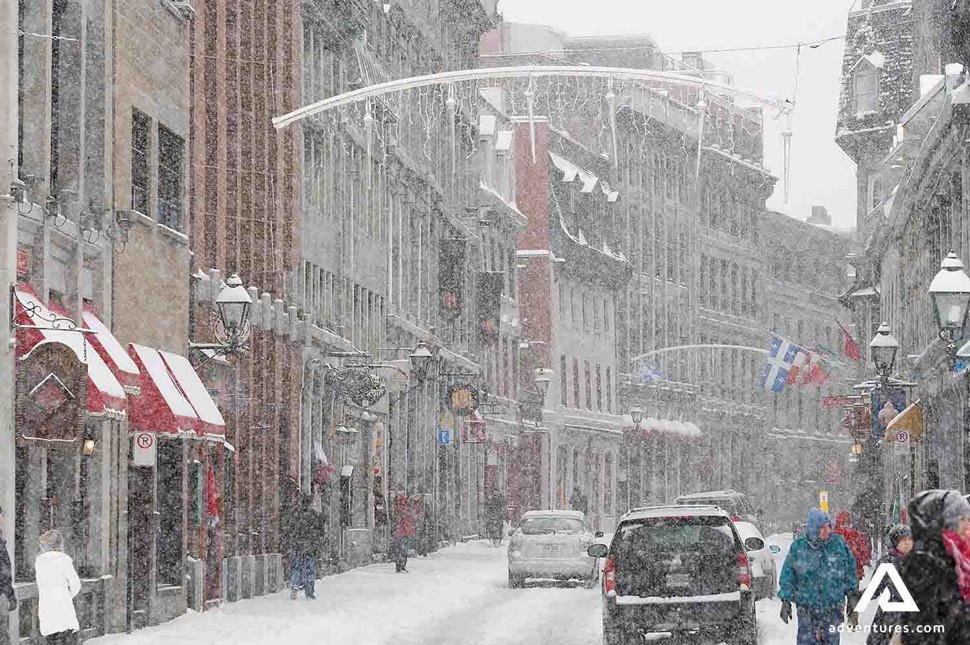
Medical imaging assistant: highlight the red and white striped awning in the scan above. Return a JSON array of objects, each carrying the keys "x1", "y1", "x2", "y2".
[
  {"x1": 14, "y1": 284, "x2": 127, "y2": 419},
  {"x1": 159, "y1": 350, "x2": 225, "y2": 438},
  {"x1": 126, "y1": 344, "x2": 226, "y2": 439},
  {"x1": 82, "y1": 303, "x2": 140, "y2": 395},
  {"x1": 127, "y1": 343, "x2": 199, "y2": 436}
]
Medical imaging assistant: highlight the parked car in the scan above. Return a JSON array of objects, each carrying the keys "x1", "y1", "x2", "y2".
[
  {"x1": 587, "y1": 504, "x2": 757, "y2": 645},
  {"x1": 733, "y1": 520, "x2": 776, "y2": 600},
  {"x1": 507, "y1": 510, "x2": 602, "y2": 588},
  {"x1": 675, "y1": 490, "x2": 761, "y2": 526}
]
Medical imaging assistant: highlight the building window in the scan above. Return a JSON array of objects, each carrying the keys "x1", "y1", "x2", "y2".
[
  {"x1": 595, "y1": 364, "x2": 603, "y2": 411},
  {"x1": 584, "y1": 361, "x2": 592, "y2": 410},
  {"x1": 605, "y1": 367, "x2": 612, "y2": 413},
  {"x1": 573, "y1": 358, "x2": 580, "y2": 408},
  {"x1": 853, "y1": 62, "x2": 878, "y2": 113},
  {"x1": 158, "y1": 125, "x2": 183, "y2": 230},
  {"x1": 560, "y1": 355, "x2": 568, "y2": 405},
  {"x1": 594, "y1": 296, "x2": 602, "y2": 331},
  {"x1": 131, "y1": 110, "x2": 151, "y2": 214}
]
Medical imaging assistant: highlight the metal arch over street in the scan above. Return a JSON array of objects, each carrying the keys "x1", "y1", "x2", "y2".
[
  {"x1": 630, "y1": 344, "x2": 770, "y2": 366},
  {"x1": 271, "y1": 64, "x2": 794, "y2": 129}
]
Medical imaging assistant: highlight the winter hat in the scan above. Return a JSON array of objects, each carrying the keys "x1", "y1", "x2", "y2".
[
  {"x1": 888, "y1": 524, "x2": 912, "y2": 548},
  {"x1": 38, "y1": 529, "x2": 63, "y2": 553},
  {"x1": 806, "y1": 508, "x2": 832, "y2": 545},
  {"x1": 942, "y1": 490, "x2": 970, "y2": 530}
]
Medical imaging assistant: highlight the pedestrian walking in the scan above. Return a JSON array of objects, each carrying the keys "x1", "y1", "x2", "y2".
[
  {"x1": 34, "y1": 530, "x2": 81, "y2": 645},
  {"x1": 835, "y1": 510, "x2": 872, "y2": 582},
  {"x1": 866, "y1": 524, "x2": 913, "y2": 645},
  {"x1": 897, "y1": 489, "x2": 970, "y2": 644},
  {"x1": 0, "y1": 506, "x2": 17, "y2": 645},
  {"x1": 569, "y1": 487, "x2": 588, "y2": 515},
  {"x1": 391, "y1": 494, "x2": 416, "y2": 573},
  {"x1": 485, "y1": 491, "x2": 506, "y2": 547},
  {"x1": 779, "y1": 508, "x2": 860, "y2": 645},
  {"x1": 285, "y1": 494, "x2": 322, "y2": 599}
]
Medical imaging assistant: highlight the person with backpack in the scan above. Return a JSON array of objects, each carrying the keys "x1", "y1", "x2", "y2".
[{"x1": 779, "y1": 508, "x2": 860, "y2": 645}]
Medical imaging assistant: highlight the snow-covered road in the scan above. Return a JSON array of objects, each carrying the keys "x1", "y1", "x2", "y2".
[{"x1": 91, "y1": 540, "x2": 872, "y2": 645}]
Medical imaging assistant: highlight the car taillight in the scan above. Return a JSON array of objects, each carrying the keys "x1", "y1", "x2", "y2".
[
  {"x1": 738, "y1": 551, "x2": 752, "y2": 589},
  {"x1": 731, "y1": 515, "x2": 742, "y2": 522},
  {"x1": 604, "y1": 556, "x2": 617, "y2": 596}
]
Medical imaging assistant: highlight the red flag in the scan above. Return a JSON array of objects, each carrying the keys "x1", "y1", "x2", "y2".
[
  {"x1": 801, "y1": 351, "x2": 829, "y2": 385},
  {"x1": 836, "y1": 320, "x2": 863, "y2": 361}
]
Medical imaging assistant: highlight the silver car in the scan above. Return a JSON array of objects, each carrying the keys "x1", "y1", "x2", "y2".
[{"x1": 507, "y1": 510, "x2": 602, "y2": 588}]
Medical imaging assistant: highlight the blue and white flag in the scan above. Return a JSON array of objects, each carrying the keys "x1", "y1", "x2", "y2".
[
  {"x1": 636, "y1": 363, "x2": 664, "y2": 383},
  {"x1": 760, "y1": 335, "x2": 803, "y2": 393}
]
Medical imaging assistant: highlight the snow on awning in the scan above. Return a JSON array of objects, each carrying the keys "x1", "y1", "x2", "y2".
[
  {"x1": 578, "y1": 169, "x2": 599, "y2": 193},
  {"x1": 160, "y1": 350, "x2": 226, "y2": 437},
  {"x1": 83, "y1": 304, "x2": 140, "y2": 395},
  {"x1": 128, "y1": 343, "x2": 199, "y2": 436},
  {"x1": 549, "y1": 151, "x2": 580, "y2": 182},
  {"x1": 15, "y1": 284, "x2": 127, "y2": 419}
]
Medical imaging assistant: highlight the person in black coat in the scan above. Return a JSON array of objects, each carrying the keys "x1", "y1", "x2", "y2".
[
  {"x1": 898, "y1": 490, "x2": 970, "y2": 644},
  {"x1": 1, "y1": 505, "x2": 17, "y2": 645},
  {"x1": 866, "y1": 524, "x2": 913, "y2": 645},
  {"x1": 569, "y1": 487, "x2": 589, "y2": 515},
  {"x1": 285, "y1": 494, "x2": 323, "y2": 600}
]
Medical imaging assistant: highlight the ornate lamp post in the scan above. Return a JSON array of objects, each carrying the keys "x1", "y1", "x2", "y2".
[
  {"x1": 928, "y1": 251, "x2": 970, "y2": 357},
  {"x1": 533, "y1": 368, "x2": 553, "y2": 402},
  {"x1": 629, "y1": 406, "x2": 644, "y2": 432},
  {"x1": 191, "y1": 273, "x2": 253, "y2": 360},
  {"x1": 869, "y1": 322, "x2": 899, "y2": 386}
]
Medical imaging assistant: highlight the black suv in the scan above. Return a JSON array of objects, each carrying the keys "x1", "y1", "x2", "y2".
[{"x1": 587, "y1": 505, "x2": 758, "y2": 645}]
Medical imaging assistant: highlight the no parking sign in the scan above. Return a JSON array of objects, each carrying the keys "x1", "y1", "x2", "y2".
[
  {"x1": 133, "y1": 432, "x2": 156, "y2": 467},
  {"x1": 894, "y1": 429, "x2": 911, "y2": 455}
]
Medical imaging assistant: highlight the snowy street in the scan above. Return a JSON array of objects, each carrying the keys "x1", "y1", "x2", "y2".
[{"x1": 89, "y1": 540, "x2": 872, "y2": 645}]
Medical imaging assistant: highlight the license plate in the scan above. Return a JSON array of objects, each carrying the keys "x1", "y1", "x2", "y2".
[
  {"x1": 542, "y1": 544, "x2": 560, "y2": 553},
  {"x1": 666, "y1": 573, "x2": 690, "y2": 587}
]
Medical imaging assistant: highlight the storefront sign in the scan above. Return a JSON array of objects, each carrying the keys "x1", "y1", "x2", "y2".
[
  {"x1": 16, "y1": 248, "x2": 29, "y2": 277},
  {"x1": 133, "y1": 432, "x2": 156, "y2": 467},
  {"x1": 16, "y1": 342, "x2": 87, "y2": 446},
  {"x1": 446, "y1": 383, "x2": 481, "y2": 417},
  {"x1": 822, "y1": 395, "x2": 864, "y2": 408}
]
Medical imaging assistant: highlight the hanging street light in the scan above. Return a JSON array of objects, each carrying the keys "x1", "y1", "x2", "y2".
[
  {"x1": 870, "y1": 322, "x2": 900, "y2": 385},
  {"x1": 928, "y1": 251, "x2": 970, "y2": 353},
  {"x1": 533, "y1": 368, "x2": 553, "y2": 400},
  {"x1": 629, "y1": 405, "x2": 644, "y2": 432},
  {"x1": 409, "y1": 341, "x2": 435, "y2": 383},
  {"x1": 190, "y1": 272, "x2": 254, "y2": 360}
]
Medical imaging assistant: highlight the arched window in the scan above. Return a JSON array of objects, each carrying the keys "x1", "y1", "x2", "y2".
[{"x1": 853, "y1": 61, "x2": 879, "y2": 113}]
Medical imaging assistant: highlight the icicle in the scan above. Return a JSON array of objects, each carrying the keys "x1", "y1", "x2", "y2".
[
  {"x1": 695, "y1": 88, "x2": 706, "y2": 181},
  {"x1": 606, "y1": 78, "x2": 618, "y2": 164},
  {"x1": 782, "y1": 111, "x2": 793, "y2": 204},
  {"x1": 446, "y1": 83, "x2": 457, "y2": 177},
  {"x1": 525, "y1": 76, "x2": 537, "y2": 164},
  {"x1": 363, "y1": 100, "x2": 374, "y2": 194}
]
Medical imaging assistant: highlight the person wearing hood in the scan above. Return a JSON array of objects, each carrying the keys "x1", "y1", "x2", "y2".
[
  {"x1": 897, "y1": 490, "x2": 970, "y2": 644},
  {"x1": 835, "y1": 510, "x2": 872, "y2": 582},
  {"x1": 866, "y1": 524, "x2": 913, "y2": 645},
  {"x1": 34, "y1": 530, "x2": 81, "y2": 645},
  {"x1": 0, "y1": 506, "x2": 16, "y2": 645},
  {"x1": 779, "y1": 508, "x2": 860, "y2": 645}
]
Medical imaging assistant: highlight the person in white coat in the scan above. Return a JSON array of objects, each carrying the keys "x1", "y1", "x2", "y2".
[{"x1": 34, "y1": 530, "x2": 80, "y2": 645}]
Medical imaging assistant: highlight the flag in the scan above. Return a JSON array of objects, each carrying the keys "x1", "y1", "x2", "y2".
[
  {"x1": 836, "y1": 320, "x2": 864, "y2": 361},
  {"x1": 786, "y1": 348, "x2": 809, "y2": 385},
  {"x1": 760, "y1": 334, "x2": 804, "y2": 393},
  {"x1": 313, "y1": 440, "x2": 336, "y2": 485},
  {"x1": 636, "y1": 363, "x2": 664, "y2": 383},
  {"x1": 800, "y1": 349, "x2": 830, "y2": 385}
]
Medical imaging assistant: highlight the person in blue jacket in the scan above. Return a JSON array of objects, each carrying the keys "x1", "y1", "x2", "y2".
[{"x1": 779, "y1": 508, "x2": 860, "y2": 644}]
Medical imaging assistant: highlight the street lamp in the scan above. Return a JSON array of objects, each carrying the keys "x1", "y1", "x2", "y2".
[
  {"x1": 216, "y1": 274, "x2": 252, "y2": 342},
  {"x1": 928, "y1": 251, "x2": 970, "y2": 349},
  {"x1": 870, "y1": 322, "x2": 899, "y2": 382},
  {"x1": 409, "y1": 341, "x2": 434, "y2": 382},
  {"x1": 630, "y1": 406, "x2": 644, "y2": 431},
  {"x1": 533, "y1": 368, "x2": 553, "y2": 400},
  {"x1": 850, "y1": 442, "x2": 863, "y2": 463}
]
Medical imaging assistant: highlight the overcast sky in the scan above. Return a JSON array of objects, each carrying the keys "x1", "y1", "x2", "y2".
[{"x1": 497, "y1": 0, "x2": 859, "y2": 230}]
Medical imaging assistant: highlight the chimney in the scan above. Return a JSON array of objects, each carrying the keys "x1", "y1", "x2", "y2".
[{"x1": 807, "y1": 205, "x2": 831, "y2": 226}]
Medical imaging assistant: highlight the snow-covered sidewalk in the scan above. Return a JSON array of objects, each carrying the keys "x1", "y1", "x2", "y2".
[{"x1": 89, "y1": 539, "x2": 874, "y2": 645}]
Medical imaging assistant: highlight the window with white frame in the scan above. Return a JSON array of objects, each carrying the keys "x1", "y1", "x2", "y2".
[{"x1": 853, "y1": 62, "x2": 878, "y2": 113}]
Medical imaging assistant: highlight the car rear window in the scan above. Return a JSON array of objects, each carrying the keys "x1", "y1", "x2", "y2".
[
  {"x1": 682, "y1": 498, "x2": 739, "y2": 515},
  {"x1": 611, "y1": 516, "x2": 742, "y2": 596},
  {"x1": 520, "y1": 517, "x2": 584, "y2": 535}
]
